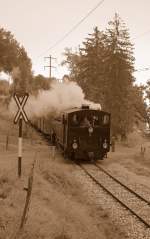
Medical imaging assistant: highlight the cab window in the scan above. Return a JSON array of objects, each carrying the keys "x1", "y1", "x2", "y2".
[
  {"x1": 102, "y1": 114, "x2": 109, "y2": 125},
  {"x1": 71, "y1": 113, "x2": 79, "y2": 126},
  {"x1": 92, "y1": 115, "x2": 99, "y2": 126},
  {"x1": 80, "y1": 116, "x2": 91, "y2": 127}
]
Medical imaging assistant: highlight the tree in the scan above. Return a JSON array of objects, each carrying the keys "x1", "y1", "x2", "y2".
[
  {"x1": 0, "y1": 80, "x2": 9, "y2": 95},
  {"x1": 0, "y1": 28, "x2": 19, "y2": 72},
  {"x1": 132, "y1": 85, "x2": 147, "y2": 121},
  {"x1": 30, "y1": 74, "x2": 51, "y2": 94},
  {"x1": 63, "y1": 27, "x2": 107, "y2": 104},
  {"x1": 145, "y1": 80, "x2": 150, "y2": 127},
  {"x1": 62, "y1": 48, "x2": 81, "y2": 81},
  {"x1": 145, "y1": 80, "x2": 150, "y2": 101},
  {"x1": 78, "y1": 27, "x2": 107, "y2": 103},
  {"x1": 63, "y1": 14, "x2": 141, "y2": 139},
  {"x1": 0, "y1": 27, "x2": 32, "y2": 93},
  {"x1": 103, "y1": 13, "x2": 135, "y2": 138}
]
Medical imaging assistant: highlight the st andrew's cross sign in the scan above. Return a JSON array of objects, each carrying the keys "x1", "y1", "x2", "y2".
[
  {"x1": 13, "y1": 93, "x2": 29, "y2": 124},
  {"x1": 13, "y1": 93, "x2": 29, "y2": 177}
]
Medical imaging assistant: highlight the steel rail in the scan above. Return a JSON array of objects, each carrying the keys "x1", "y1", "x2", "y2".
[
  {"x1": 95, "y1": 163, "x2": 150, "y2": 206},
  {"x1": 78, "y1": 163, "x2": 150, "y2": 229}
]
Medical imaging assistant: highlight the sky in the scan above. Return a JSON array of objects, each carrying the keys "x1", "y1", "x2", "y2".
[{"x1": 0, "y1": 0, "x2": 150, "y2": 85}]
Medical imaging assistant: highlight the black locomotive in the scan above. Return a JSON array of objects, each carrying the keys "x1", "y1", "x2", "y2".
[{"x1": 34, "y1": 105, "x2": 111, "y2": 161}]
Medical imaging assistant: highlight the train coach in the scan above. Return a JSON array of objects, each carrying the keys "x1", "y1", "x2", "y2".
[{"x1": 34, "y1": 105, "x2": 111, "y2": 161}]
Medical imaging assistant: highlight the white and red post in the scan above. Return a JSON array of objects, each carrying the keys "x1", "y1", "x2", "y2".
[{"x1": 18, "y1": 117, "x2": 23, "y2": 177}]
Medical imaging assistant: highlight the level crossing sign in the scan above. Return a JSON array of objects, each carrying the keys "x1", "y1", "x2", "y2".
[
  {"x1": 13, "y1": 92, "x2": 29, "y2": 177},
  {"x1": 13, "y1": 93, "x2": 29, "y2": 124}
]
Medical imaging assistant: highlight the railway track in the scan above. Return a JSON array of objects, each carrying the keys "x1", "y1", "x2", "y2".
[{"x1": 78, "y1": 162, "x2": 150, "y2": 229}]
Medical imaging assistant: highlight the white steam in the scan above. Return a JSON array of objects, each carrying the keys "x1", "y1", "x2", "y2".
[{"x1": 9, "y1": 81, "x2": 101, "y2": 119}]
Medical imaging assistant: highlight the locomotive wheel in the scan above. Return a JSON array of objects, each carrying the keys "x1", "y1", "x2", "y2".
[
  {"x1": 71, "y1": 152, "x2": 75, "y2": 161},
  {"x1": 63, "y1": 150, "x2": 68, "y2": 160},
  {"x1": 98, "y1": 154, "x2": 105, "y2": 160},
  {"x1": 63, "y1": 153, "x2": 67, "y2": 159}
]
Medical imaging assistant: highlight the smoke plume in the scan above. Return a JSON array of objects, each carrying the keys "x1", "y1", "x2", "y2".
[{"x1": 9, "y1": 81, "x2": 101, "y2": 119}]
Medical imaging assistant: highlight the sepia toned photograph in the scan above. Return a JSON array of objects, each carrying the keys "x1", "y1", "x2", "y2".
[{"x1": 0, "y1": 0, "x2": 150, "y2": 238}]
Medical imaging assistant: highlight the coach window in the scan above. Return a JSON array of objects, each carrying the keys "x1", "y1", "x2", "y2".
[{"x1": 103, "y1": 114, "x2": 109, "y2": 125}]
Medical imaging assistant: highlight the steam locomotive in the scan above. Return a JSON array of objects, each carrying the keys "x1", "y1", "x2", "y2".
[{"x1": 34, "y1": 105, "x2": 111, "y2": 160}]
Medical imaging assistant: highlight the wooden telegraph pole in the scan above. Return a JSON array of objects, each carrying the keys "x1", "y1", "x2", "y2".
[{"x1": 44, "y1": 55, "x2": 56, "y2": 78}]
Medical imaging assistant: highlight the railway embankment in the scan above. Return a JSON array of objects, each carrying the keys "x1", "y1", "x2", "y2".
[
  {"x1": 0, "y1": 107, "x2": 150, "y2": 239},
  {"x1": 0, "y1": 109, "x2": 124, "y2": 239}
]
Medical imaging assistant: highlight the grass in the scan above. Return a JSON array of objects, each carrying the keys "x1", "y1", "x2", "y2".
[{"x1": 0, "y1": 106, "x2": 147, "y2": 239}]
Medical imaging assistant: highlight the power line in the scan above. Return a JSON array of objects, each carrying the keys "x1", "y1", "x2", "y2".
[
  {"x1": 36, "y1": 0, "x2": 105, "y2": 58},
  {"x1": 33, "y1": 0, "x2": 150, "y2": 77},
  {"x1": 133, "y1": 30, "x2": 150, "y2": 73},
  {"x1": 133, "y1": 29, "x2": 150, "y2": 41},
  {"x1": 44, "y1": 55, "x2": 56, "y2": 78},
  {"x1": 135, "y1": 67, "x2": 150, "y2": 72}
]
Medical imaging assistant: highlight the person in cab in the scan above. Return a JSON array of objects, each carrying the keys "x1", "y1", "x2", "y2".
[
  {"x1": 72, "y1": 114, "x2": 79, "y2": 126},
  {"x1": 81, "y1": 116, "x2": 91, "y2": 127}
]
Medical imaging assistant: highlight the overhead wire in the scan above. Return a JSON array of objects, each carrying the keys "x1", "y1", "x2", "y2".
[
  {"x1": 32, "y1": 0, "x2": 150, "y2": 76},
  {"x1": 132, "y1": 29, "x2": 150, "y2": 41},
  {"x1": 133, "y1": 29, "x2": 150, "y2": 72},
  {"x1": 135, "y1": 67, "x2": 150, "y2": 72},
  {"x1": 35, "y1": 0, "x2": 105, "y2": 59}
]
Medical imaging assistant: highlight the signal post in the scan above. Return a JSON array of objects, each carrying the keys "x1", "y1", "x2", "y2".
[{"x1": 13, "y1": 93, "x2": 29, "y2": 177}]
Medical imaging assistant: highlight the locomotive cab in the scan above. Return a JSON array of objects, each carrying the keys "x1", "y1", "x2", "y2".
[{"x1": 64, "y1": 107, "x2": 110, "y2": 160}]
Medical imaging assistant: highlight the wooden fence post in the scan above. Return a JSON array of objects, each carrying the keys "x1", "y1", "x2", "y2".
[
  {"x1": 20, "y1": 157, "x2": 36, "y2": 229},
  {"x1": 12, "y1": 154, "x2": 37, "y2": 239},
  {"x1": 111, "y1": 136, "x2": 115, "y2": 152},
  {"x1": 140, "y1": 145, "x2": 146, "y2": 157},
  {"x1": 6, "y1": 135, "x2": 9, "y2": 151}
]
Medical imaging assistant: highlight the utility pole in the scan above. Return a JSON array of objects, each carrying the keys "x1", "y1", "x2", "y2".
[{"x1": 44, "y1": 55, "x2": 56, "y2": 78}]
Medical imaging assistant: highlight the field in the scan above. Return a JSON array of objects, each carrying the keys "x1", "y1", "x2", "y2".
[{"x1": 0, "y1": 106, "x2": 150, "y2": 239}]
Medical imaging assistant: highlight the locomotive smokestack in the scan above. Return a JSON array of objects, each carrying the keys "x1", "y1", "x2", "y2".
[{"x1": 81, "y1": 104, "x2": 90, "y2": 109}]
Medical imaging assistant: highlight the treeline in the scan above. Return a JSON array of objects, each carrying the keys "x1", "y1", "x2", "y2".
[
  {"x1": 0, "y1": 27, "x2": 51, "y2": 95},
  {"x1": 0, "y1": 14, "x2": 149, "y2": 138},
  {"x1": 62, "y1": 13, "x2": 148, "y2": 139},
  {"x1": 0, "y1": 27, "x2": 32, "y2": 92}
]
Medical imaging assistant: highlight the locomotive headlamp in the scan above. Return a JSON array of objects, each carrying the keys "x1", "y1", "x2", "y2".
[
  {"x1": 72, "y1": 142, "x2": 78, "y2": 149},
  {"x1": 88, "y1": 126, "x2": 93, "y2": 134},
  {"x1": 72, "y1": 139, "x2": 78, "y2": 150},
  {"x1": 103, "y1": 139, "x2": 108, "y2": 149}
]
